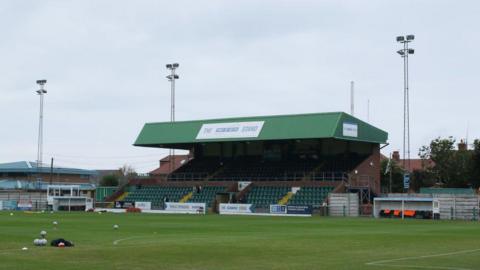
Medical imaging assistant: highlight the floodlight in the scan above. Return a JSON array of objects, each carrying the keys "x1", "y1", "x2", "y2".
[
  {"x1": 172, "y1": 63, "x2": 179, "y2": 68},
  {"x1": 173, "y1": 75, "x2": 179, "y2": 79},
  {"x1": 36, "y1": 79, "x2": 47, "y2": 85},
  {"x1": 397, "y1": 50, "x2": 405, "y2": 55},
  {"x1": 166, "y1": 64, "x2": 172, "y2": 69},
  {"x1": 396, "y1": 36, "x2": 405, "y2": 42},
  {"x1": 36, "y1": 89, "x2": 47, "y2": 94},
  {"x1": 408, "y1": 48, "x2": 414, "y2": 54},
  {"x1": 406, "y1": 35, "x2": 415, "y2": 41}
]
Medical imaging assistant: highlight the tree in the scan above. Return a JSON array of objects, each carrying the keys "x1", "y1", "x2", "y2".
[
  {"x1": 118, "y1": 164, "x2": 137, "y2": 186},
  {"x1": 472, "y1": 139, "x2": 480, "y2": 187},
  {"x1": 419, "y1": 137, "x2": 473, "y2": 188},
  {"x1": 120, "y1": 164, "x2": 136, "y2": 177},
  {"x1": 410, "y1": 169, "x2": 435, "y2": 191},
  {"x1": 100, "y1": 174, "x2": 119, "y2": 187},
  {"x1": 380, "y1": 158, "x2": 404, "y2": 193}
]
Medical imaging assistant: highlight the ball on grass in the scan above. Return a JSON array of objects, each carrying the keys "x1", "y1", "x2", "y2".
[
  {"x1": 22, "y1": 247, "x2": 28, "y2": 251},
  {"x1": 113, "y1": 224, "x2": 119, "y2": 230},
  {"x1": 40, "y1": 230, "x2": 47, "y2": 237},
  {"x1": 10, "y1": 213, "x2": 13, "y2": 216},
  {"x1": 53, "y1": 221, "x2": 58, "y2": 225}
]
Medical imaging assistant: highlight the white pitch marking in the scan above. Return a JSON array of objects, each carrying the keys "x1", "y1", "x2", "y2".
[
  {"x1": 366, "y1": 248, "x2": 480, "y2": 270},
  {"x1": 113, "y1": 236, "x2": 150, "y2": 245}
]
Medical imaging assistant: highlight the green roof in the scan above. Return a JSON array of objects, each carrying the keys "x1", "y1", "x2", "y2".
[
  {"x1": 0, "y1": 161, "x2": 98, "y2": 176},
  {"x1": 420, "y1": 188, "x2": 475, "y2": 195},
  {"x1": 134, "y1": 112, "x2": 388, "y2": 149}
]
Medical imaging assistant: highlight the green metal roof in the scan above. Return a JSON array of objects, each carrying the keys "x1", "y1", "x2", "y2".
[
  {"x1": 420, "y1": 188, "x2": 475, "y2": 195},
  {"x1": 0, "y1": 180, "x2": 96, "y2": 190},
  {"x1": 134, "y1": 112, "x2": 388, "y2": 149},
  {"x1": 0, "y1": 161, "x2": 98, "y2": 176}
]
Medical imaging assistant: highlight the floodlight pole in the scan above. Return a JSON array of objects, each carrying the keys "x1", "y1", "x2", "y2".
[
  {"x1": 396, "y1": 36, "x2": 414, "y2": 173},
  {"x1": 166, "y1": 63, "x2": 179, "y2": 173},
  {"x1": 36, "y1": 80, "x2": 47, "y2": 179}
]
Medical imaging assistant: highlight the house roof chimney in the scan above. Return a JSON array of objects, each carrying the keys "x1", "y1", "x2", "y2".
[
  {"x1": 458, "y1": 140, "x2": 467, "y2": 151},
  {"x1": 392, "y1": 151, "x2": 400, "y2": 162}
]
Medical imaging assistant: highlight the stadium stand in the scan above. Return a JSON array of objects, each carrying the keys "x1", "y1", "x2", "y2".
[
  {"x1": 211, "y1": 158, "x2": 318, "y2": 181},
  {"x1": 188, "y1": 186, "x2": 226, "y2": 206},
  {"x1": 124, "y1": 186, "x2": 192, "y2": 209},
  {"x1": 287, "y1": 186, "x2": 334, "y2": 206},
  {"x1": 128, "y1": 112, "x2": 388, "y2": 213},
  {"x1": 167, "y1": 157, "x2": 354, "y2": 182},
  {"x1": 246, "y1": 186, "x2": 290, "y2": 209},
  {"x1": 168, "y1": 158, "x2": 222, "y2": 181}
]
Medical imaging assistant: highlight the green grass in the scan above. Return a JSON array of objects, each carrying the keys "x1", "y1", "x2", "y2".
[{"x1": 0, "y1": 211, "x2": 479, "y2": 270}]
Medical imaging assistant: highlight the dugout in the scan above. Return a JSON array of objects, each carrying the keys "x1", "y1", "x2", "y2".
[
  {"x1": 134, "y1": 112, "x2": 388, "y2": 197},
  {"x1": 373, "y1": 197, "x2": 436, "y2": 219}
]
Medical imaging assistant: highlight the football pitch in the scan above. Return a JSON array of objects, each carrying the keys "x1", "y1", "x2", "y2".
[{"x1": 0, "y1": 212, "x2": 479, "y2": 270}]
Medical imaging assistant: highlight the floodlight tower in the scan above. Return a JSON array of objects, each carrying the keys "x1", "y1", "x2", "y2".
[
  {"x1": 166, "y1": 63, "x2": 179, "y2": 172},
  {"x1": 36, "y1": 79, "x2": 47, "y2": 176},
  {"x1": 396, "y1": 35, "x2": 415, "y2": 172}
]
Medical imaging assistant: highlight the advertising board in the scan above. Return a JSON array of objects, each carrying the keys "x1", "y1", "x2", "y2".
[
  {"x1": 219, "y1": 203, "x2": 254, "y2": 214},
  {"x1": 135, "y1": 201, "x2": 152, "y2": 210},
  {"x1": 17, "y1": 201, "x2": 33, "y2": 211},
  {"x1": 164, "y1": 202, "x2": 206, "y2": 214},
  {"x1": 286, "y1": 205, "x2": 313, "y2": 215},
  {"x1": 114, "y1": 201, "x2": 135, "y2": 209},
  {"x1": 1, "y1": 200, "x2": 17, "y2": 210},
  {"x1": 270, "y1": 204, "x2": 287, "y2": 214}
]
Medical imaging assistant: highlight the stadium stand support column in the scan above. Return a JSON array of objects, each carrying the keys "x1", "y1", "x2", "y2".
[
  {"x1": 180, "y1": 192, "x2": 193, "y2": 203},
  {"x1": 278, "y1": 192, "x2": 294, "y2": 205}
]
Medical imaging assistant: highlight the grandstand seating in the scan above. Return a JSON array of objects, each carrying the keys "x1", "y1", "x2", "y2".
[
  {"x1": 287, "y1": 186, "x2": 334, "y2": 206},
  {"x1": 188, "y1": 186, "x2": 226, "y2": 206},
  {"x1": 124, "y1": 186, "x2": 192, "y2": 209},
  {"x1": 168, "y1": 158, "x2": 222, "y2": 181},
  {"x1": 211, "y1": 158, "x2": 321, "y2": 181},
  {"x1": 246, "y1": 186, "x2": 290, "y2": 209},
  {"x1": 166, "y1": 155, "x2": 360, "y2": 182}
]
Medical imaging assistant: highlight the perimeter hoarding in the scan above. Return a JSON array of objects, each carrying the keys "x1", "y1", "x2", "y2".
[
  {"x1": 219, "y1": 203, "x2": 255, "y2": 214},
  {"x1": 164, "y1": 202, "x2": 206, "y2": 214}
]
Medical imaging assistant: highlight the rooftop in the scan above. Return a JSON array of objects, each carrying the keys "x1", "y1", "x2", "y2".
[
  {"x1": 0, "y1": 161, "x2": 98, "y2": 176},
  {"x1": 134, "y1": 112, "x2": 388, "y2": 149}
]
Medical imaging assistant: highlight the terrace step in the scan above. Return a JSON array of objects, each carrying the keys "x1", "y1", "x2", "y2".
[
  {"x1": 180, "y1": 192, "x2": 193, "y2": 203},
  {"x1": 278, "y1": 192, "x2": 294, "y2": 205}
]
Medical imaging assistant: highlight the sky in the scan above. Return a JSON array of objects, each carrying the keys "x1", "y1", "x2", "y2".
[{"x1": 1, "y1": 0, "x2": 479, "y2": 173}]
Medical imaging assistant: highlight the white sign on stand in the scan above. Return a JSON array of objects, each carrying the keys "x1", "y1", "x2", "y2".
[
  {"x1": 135, "y1": 201, "x2": 152, "y2": 210},
  {"x1": 164, "y1": 202, "x2": 206, "y2": 214},
  {"x1": 196, "y1": 121, "x2": 264, "y2": 140},
  {"x1": 219, "y1": 203, "x2": 254, "y2": 214},
  {"x1": 342, "y1": 122, "x2": 358, "y2": 137}
]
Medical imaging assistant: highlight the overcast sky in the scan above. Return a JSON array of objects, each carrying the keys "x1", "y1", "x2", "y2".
[{"x1": 1, "y1": 0, "x2": 479, "y2": 173}]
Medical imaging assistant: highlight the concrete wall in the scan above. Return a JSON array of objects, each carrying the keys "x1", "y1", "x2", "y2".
[{"x1": 328, "y1": 193, "x2": 359, "y2": 217}]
